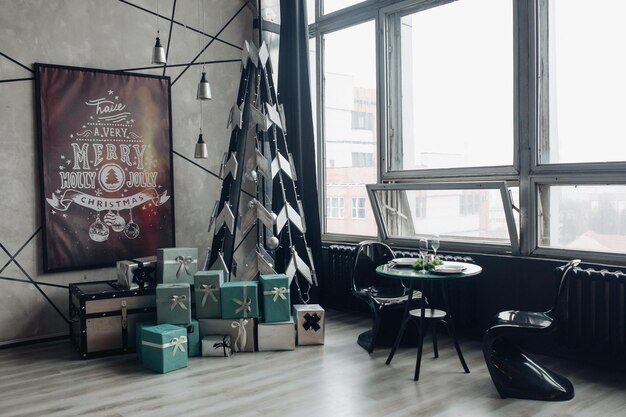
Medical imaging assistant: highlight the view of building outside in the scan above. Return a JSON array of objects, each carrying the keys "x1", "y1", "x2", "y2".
[{"x1": 322, "y1": 21, "x2": 378, "y2": 237}]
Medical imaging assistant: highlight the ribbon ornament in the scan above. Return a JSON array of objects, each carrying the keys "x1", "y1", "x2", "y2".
[
  {"x1": 212, "y1": 335, "x2": 232, "y2": 357},
  {"x1": 171, "y1": 336, "x2": 187, "y2": 356},
  {"x1": 175, "y1": 256, "x2": 194, "y2": 279},
  {"x1": 170, "y1": 295, "x2": 188, "y2": 311},
  {"x1": 303, "y1": 313, "x2": 321, "y2": 332},
  {"x1": 233, "y1": 284, "x2": 252, "y2": 318},
  {"x1": 141, "y1": 335, "x2": 187, "y2": 356},
  {"x1": 263, "y1": 286, "x2": 289, "y2": 302},
  {"x1": 231, "y1": 319, "x2": 249, "y2": 352},
  {"x1": 199, "y1": 284, "x2": 218, "y2": 307}
]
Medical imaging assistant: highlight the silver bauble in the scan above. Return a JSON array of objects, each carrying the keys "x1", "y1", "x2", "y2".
[
  {"x1": 267, "y1": 236, "x2": 279, "y2": 250},
  {"x1": 89, "y1": 218, "x2": 109, "y2": 242},
  {"x1": 111, "y1": 215, "x2": 126, "y2": 232},
  {"x1": 124, "y1": 221, "x2": 140, "y2": 239}
]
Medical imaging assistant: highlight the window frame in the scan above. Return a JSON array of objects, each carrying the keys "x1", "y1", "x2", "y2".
[{"x1": 309, "y1": 0, "x2": 626, "y2": 265}]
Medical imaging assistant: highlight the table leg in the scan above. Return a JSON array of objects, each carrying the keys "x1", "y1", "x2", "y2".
[
  {"x1": 385, "y1": 280, "x2": 414, "y2": 365},
  {"x1": 443, "y1": 281, "x2": 469, "y2": 374},
  {"x1": 414, "y1": 280, "x2": 426, "y2": 381}
]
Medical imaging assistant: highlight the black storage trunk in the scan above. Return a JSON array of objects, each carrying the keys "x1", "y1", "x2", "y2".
[{"x1": 69, "y1": 280, "x2": 156, "y2": 359}]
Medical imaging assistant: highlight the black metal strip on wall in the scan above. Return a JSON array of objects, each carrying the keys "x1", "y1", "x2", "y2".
[
  {"x1": 0, "y1": 51, "x2": 34, "y2": 73},
  {"x1": 163, "y1": 0, "x2": 177, "y2": 76}
]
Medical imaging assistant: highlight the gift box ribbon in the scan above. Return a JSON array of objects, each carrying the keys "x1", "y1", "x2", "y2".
[
  {"x1": 231, "y1": 319, "x2": 249, "y2": 352},
  {"x1": 162, "y1": 256, "x2": 197, "y2": 279},
  {"x1": 142, "y1": 335, "x2": 188, "y2": 356},
  {"x1": 212, "y1": 335, "x2": 231, "y2": 357},
  {"x1": 233, "y1": 285, "x2": 252, "y2": 318},
  {"x1": 263, "y1": 286, "x2": 289, "y2": 302},
  {"x1": 170, "y1": 295, "x2": 188, "y2": 311},
  {"x1": 303, "y1": 313, "x2": 321, "y2": 332},
  {"x1": 197, "y1": 284, "x2": 218, "y2": 307}
]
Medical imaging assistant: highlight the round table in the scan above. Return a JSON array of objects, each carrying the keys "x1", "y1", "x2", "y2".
[{"x1": 376, "y1": 261, "x2": 482, "y2": 381}]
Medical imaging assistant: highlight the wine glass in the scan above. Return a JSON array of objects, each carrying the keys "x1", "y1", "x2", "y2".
[
  {"x1": 418, "y1": 238, "x2": 429, "y2": 273},
  {"x1": 431, "y1": 234, "x2": 440, "y2": 260}
]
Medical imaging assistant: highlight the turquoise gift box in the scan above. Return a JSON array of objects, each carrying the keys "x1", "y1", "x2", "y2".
[
  {"x1": 194, "y1": 270, "x2": 224, "y2": 318},
  {"x1": 178, "y1": 319, "x2": 200, "y2": 357},
  {"x1": 141, "y1": 324, "x2": 188, "y2": 373},
  {"x1": 156, "y1": 247, "x2": 198, "y2": 285},
  {"x1": 259, "y1": 274, "x2": 291, "y2": 323},
  {"x1": 156, "y1": 283, "x2": 192, "y2": 325},
  {"x1": 220, "y1": 281, "x2": 259, "y2": 320},
  {"x1": 135, "y1": 321, "x2": 156, "y2": 361}
]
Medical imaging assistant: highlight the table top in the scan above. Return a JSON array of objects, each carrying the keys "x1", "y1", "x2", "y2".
[{"x1": 376, "y1": 261, "x2": 482, "y2": 281}]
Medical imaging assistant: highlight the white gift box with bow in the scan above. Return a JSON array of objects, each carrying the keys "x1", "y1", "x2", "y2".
[{"x1": 156, "y1": 247, "x2": 198, "y2": 285}]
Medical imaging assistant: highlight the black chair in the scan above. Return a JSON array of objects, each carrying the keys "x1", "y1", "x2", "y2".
[
  {"x1": 482, "y1": 259, "x2": 580, "y2": 401},
  {"x1": 351, "y1": 240, "x2": 424, "y2": 353}
]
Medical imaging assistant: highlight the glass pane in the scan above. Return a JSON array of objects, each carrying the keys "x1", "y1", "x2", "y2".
[
  {"x1": 538, "y1": 185, "x2": 626, "y2": 253},
  {"x1": 372, "y1": 187, "x2": 514, "y2": 244},
  {"x1": 306, "y1": 0, "x2": 316, "y2": 22},
  {"x1": 542, "y1": 1, "x2": 626, "y2": 163},
  {"x1": 323, "y1": 21, "x2": 377, "y2": 236},
  {"x1": 324, "y1": 0, "x2": 366, "y2": 15},
  {"x1": 394, "y1": 0, "x2": 513, "y2": 171}
]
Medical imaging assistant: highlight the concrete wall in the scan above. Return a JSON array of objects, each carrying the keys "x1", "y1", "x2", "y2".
[{"x1": 0, "y1": 0, "x2": 253, "y2": 344}]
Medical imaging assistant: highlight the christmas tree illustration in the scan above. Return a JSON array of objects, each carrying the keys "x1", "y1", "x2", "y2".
[{"x1": 205, "y1": 40, "x2": 317, "y2": 303}]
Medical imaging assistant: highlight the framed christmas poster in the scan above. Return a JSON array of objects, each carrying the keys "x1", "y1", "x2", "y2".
[{"x1": 35, "y1": 64, "x2": 175, "y2": 272}]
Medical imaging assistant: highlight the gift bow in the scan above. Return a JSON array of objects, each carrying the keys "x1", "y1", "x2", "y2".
[
  {"x1": 231, "y1": 319, "x2": 249, "y2": 352},
  {"x1": 263, "y1": 286, "x2": 289, "y2": 302},
  {"x1": 212, "y1": 336, "x2": 231, "y2": 357},
  {"x1": 171, "y1": 336, "x2": 187, "y2": 356},
  {"x1": 303, "y1": 313, "x2": 321, "y2": 332},
  {"x1": 170, "y1": 295, "x2": 188, "y2": 311},
  {"x1": 233, "y1": 284, "x2": 252, "y2": 318},
  {"x1": 199, "y1": 284, "x2": 218, "y2": 307},
  {"x1": 175, "y1": 256, "x2": 194, "y2": 279},
  {"x1": 233, "y1": 297, "x2": 252, "y2": 317}
]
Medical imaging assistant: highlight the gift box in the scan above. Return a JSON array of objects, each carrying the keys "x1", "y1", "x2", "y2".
[
  {"x1": 293, "y1": 304, "x2": 325, "y2": 346},
  {"x1": 199, "y1": 318, "x2": 255, "y2": 352},
  {"x1": 259, "y1": 274, "x2": 291, "y2": 323},
  {"x1": 258, "y1": 318, "x2": 295, "y2": 351},
  {"x1": 135, "y1": 321, "x2": 157, "y2": 361},
  {"x1": 117, "y1": 256, "x2": 157, "y2": 290},
  {"x1": 156, "y1": 284, "x2": 192, "y2": 325},
  {"x1": 140, "y1": 324, "x2": 188, "y2": 373},
  {"x1": 178, "y1": 319, "x2": 200, "y2": 357},
  {"x1": 194, "y1": 270, "x2": 224, "y2": 318},
  {"x1": 201, "y1": 335, "x2": 232, "y2": 357},
  {"x1": 220, "y1": 281, "x2": 259, "y2": 320},
  {"x1": 156, "y1": 247, "x2": 198, "y2": 285}
]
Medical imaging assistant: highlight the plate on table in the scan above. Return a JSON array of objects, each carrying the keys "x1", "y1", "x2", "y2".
[
  {"x1": 390, "y1": 258, "x2": 418, "y2": 267},
  {"x1": 432, "y1": 262, "x2": 467, "y2": 274}
]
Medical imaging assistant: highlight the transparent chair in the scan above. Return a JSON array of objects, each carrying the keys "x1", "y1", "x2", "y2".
[{"x1": 351, "y1": 240, "x2": 424, "y2": 353}]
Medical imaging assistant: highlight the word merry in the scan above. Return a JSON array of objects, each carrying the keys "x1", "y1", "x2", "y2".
[{"x1": 71, "y1": 143, "x2": 149, "y2": 170}]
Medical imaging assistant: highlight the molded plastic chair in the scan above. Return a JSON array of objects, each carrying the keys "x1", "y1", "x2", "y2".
[
  {"x1": 482, "y1": 259, "x2": 580, "y2": 401},
  {"x1": 351, "y1": 240, "x2": 424, "y2": 353}
]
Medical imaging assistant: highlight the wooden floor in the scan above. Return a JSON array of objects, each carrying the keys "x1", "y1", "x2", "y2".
[{"x1": 1, "y1": 310, "x2": 625, "y2": 417}]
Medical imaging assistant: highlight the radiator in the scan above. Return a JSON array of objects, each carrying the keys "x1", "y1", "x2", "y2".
[{"x1": 563, "y1": 268, "x2": 626, "y2": 354}]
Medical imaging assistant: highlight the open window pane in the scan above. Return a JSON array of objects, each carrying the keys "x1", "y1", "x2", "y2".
[
  {"x1": 538, "y1": 184, "x2": 626, "y2": 253},
  {"x1": 367, "y1": 182, "x2": 519, "y2": 251},
  {"x1": 392, "y1": 0, "x2": 513, "y2": 171},
  {"x1": 541, "y1": 0, "x2": 626, "y2": 164},
  {"x1": 323, "y1": 21, "x2": 377, "y2": 237}
]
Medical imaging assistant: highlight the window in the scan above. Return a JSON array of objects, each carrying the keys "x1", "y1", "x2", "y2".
[
  {"x1": 538, "y1": 184, "x2": 626, "y2": 254},
  {"x1": 351, "y1": 152, "x2": 373, "y2": 167},
  {"x1": 352, "y1": 197, "x2": 366, "y2": 219},
  {"x1": 309, "y1": 0, "x2": 626, "y2": 264},
  {"x1": 321, "y1": 20, "x2": 378, "y2": 237},
  {"x1": 388, "y1": 0, "x2": 513, "y2": 172},
  {"x1": 539, "y1": 0, "x2": 626, "y2": 164},
  {"x1": 326, "y1": 197, "x2": 344, "y2": 218},
  {"x1": 351, "y1": 111, "x2": 374, "y2": 130}
]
